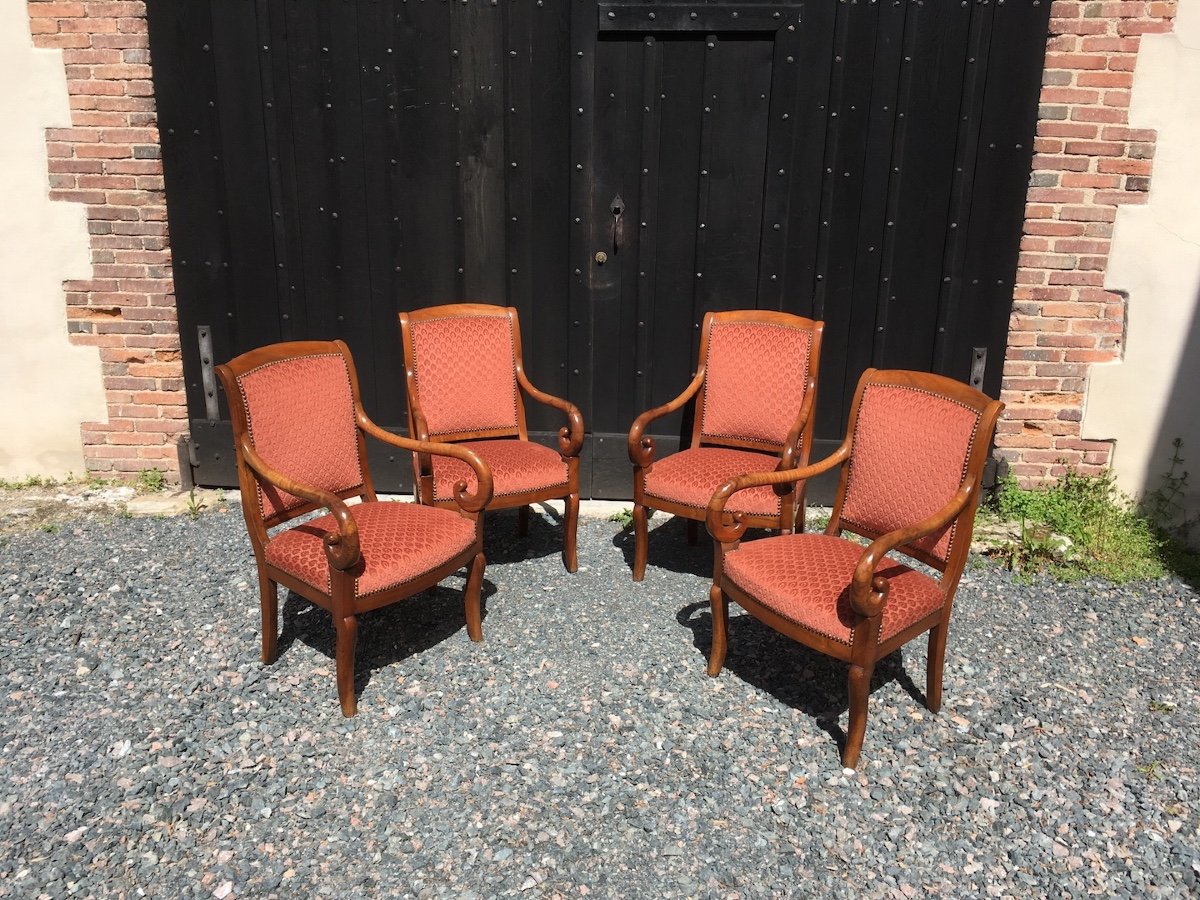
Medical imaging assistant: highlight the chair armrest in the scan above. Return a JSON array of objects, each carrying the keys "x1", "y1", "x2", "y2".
[
  {"x1": 706, "y1": 443, "x2": 852, "y2": 543},
  {"x1": 356, "y1": 414, "x2": 494, "y2": 512},
  {"x1": 240, "y1": 442, "x2": 361, "y2": 571},
  {"x1": 848, "y1": 482, "x2": 976, "y2": 618},
  {"x1": 778, "y1": 373, "x2": 819, "y2": 471},
  {"x1": 628, "y1": 370, "x2": 705, "y2": 467},
  {"x1": 515, "y1": 368, "x2": 584, "y2": 457}
]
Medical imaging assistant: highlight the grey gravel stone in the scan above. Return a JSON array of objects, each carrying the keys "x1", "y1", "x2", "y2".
[{"x1": 0, "y1": 508, "x2": 1196, "y2": 898}]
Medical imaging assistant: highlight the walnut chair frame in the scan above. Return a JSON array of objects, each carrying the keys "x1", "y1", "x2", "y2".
[
  {"x1": 216, "y1": 340, "x2": 493, "y2": 717},
  {"x1": 628, "y1": 310, "x2": 824, "y2": 581},
  {"x1": 398, "y1": 303, "x2": 584, "y2": 572},
  {"x1": 706, "y1": 368, "x2": 1004, "y2": 768}
]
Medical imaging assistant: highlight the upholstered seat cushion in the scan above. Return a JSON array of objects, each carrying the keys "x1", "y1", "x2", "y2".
[
  {"x1": 431, "y1": 439, "x2": 568, "y2": 501},
  {"x1": 723, "y1": 533, "x2": 944, "y2": 645},
  {"x1": 643, "y1": 447, "x2": 784, "y2": 517},
  {"x1": 265, "y1": 501, "x2": 475, "y2": 598}
]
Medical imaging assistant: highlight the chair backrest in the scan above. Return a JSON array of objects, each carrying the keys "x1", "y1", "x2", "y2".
[
  {"x1": 694, "y1": 310, "x2": 823, "y2": 452},
  {"x1": 832, "y1": 369, "x2": 1003, "y2": 571},
  {"x1": 217, "y1": 341, "x2": 369, "y2": 529},
  {"x1": 399, "y1": 304, "x2": 523, "y2": 441}
]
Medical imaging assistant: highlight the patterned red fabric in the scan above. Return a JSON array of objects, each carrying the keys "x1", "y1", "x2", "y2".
[
  {"x1": 839, "y1": 384, "x2": 981, "y2": 562},
  {"x1": 238, "y1": 354, "x2": 364, "y2": 519},
  {"x1": 643, "y1": 447, "x2": 784, "y2": 517},
  {"x1": 701, "y1": 321, "x2": 812, "y2": 447},
  {"x1": 409, "y1": 314, "x2": 519, "y2": 436},
  {"x1": 265, "y1": 501, "x2": 475, "y2": 598},
  {"x1": 723, "y1": 533, "x2": 945, "y2": 645},
  {"x1": 431, "y1": 439, "x2": 568, "y2": 501}
]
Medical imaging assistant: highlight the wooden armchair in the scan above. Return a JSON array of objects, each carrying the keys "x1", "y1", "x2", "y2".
[
  {"x1": 628, "y1": 310, "x2": 823, "y2": 580},
  {"x1": 215, "y1": 340, "x2": 493, "y2": 717},
  {"x1": 398, "y1": 304, "x2": 584, "y2": 572},
  {"x1": 706, "y1": 368, "x2": 1003, "y2": 768}
]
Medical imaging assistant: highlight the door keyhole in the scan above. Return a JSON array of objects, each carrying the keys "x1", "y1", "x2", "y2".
[{"x1": 610, "y1": 193, "x2": 625, "y2": 255}]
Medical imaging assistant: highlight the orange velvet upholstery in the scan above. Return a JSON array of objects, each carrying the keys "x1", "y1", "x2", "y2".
[
  {"x1": 237, "y1": 354, "x2": 364, "y2": 520},
  {"x1": 723, "y1": 534, "x2": 944, "y2": 645},
  {"x1": 643, "y1": 447, "x2": 783, "y2": 517},
  {"x1": 431, "y1": 439, "x2": 568, "y2": 502},
  {"x1": 627, "y1": 310, "x2": 823, "y2": 582},
  {"x1": 216, "y1": 339, "x2": 491, "y2": 719},
  {"x1": 399, "y1": 304, "x2": 584, "y2": 573},
  {"x1": 701, "y1": 321, "x2": 812, "y2": 447},
  {"x1": 839, "y1": 384, "x2": 981, "y2": 562},
  {"x1": 265, "y1": 501, "x2": 476, "y2": 598},
  {"x1": 705, "y1": 368, "x2": 1005, "y2": 768},
  {"x1": 408, "y1": 314, "x2": 520, "y2": 436}
]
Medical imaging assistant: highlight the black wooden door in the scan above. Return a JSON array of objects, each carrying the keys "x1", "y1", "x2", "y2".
[
  {"x1": 572, "y1": 4, "x2": 807, "y2": 494},
  {"x1": 147, "y1": 0, "x2": 1050, "y2": 498},
  {"x1": 568, "y1": 0, "x2": 1051, "y2": 496}
]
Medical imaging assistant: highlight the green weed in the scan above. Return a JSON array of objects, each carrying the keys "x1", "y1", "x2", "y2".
[
  {"x1": 186, "y1": 488, "x2": 207, "y2": 519},
  {"x1": 1135, "y1": 760, "x2": 1163, "y2": 781},
  {"x1": 0, "y1": 475, "x2": 59, "y2": 490},
  {"x1": 609, "y1": 508, "x2": 634, "y2": 529},
  {"x1": 136, "y1": 469, "x2": 166, "y2": 494},
  {"x1": 982, "y1": 466, "x2": 1190, "y2": 583}
]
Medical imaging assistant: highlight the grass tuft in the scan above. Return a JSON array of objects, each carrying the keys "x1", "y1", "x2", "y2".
[{"x1": 980, "y1": 467, "x2": 1200, "y2": 584}]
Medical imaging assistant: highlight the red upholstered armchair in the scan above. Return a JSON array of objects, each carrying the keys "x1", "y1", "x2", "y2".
[
  {"x1": 216, "y1": 340, "x2": 493, "y2": 717},
  {"x1": 705, "y1": 369, "x2": 1003, "y2": 768},
  {"x1": 398, "y1": 304, "x2": 584, "y2": 572},
  {"x1": 628, "y1": 310, "x2": 823, "y2": 581}
]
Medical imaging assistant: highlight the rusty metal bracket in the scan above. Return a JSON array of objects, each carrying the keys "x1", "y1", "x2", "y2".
[
  {"x1": 970, "y1": 346, "x2": 987, "y2": 390},
  {"x1": 198, "y1": 324, "x2": 219, "y2": 423}
]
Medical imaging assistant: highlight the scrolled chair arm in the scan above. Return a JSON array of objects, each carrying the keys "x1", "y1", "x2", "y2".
[
  {"x1": 778, "y1": 373, "x2": 819, "y2": 473},
  {"x1": 240, "y1": 441, "x2": 361, "y2": 570},
  {"x1": 627, "y1": 369, "x2": 706, "y2": 467},
  {"x1": 848, "y1": 482, "x2": 977, "y2": 619},
  {"x1": 515, "y1": 368, "x2": 584, "y2": 457},
  {"x1": 356, "y1": 415, "x2": 495, "y2": 513},
  {"x1": 705, "y1": 444, "x2": 853, "y2": 543}
]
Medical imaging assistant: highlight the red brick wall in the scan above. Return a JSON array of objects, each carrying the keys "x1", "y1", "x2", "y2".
[
  {"x1": 28, "y1": 0, "x2": 184, "y2": 482},
  {"x1": 998, "y1": 0, "x2": 1177, "y2": 483},
  {"x1": 27, "y1": 1, "x2": 1176, "y2": 486}
]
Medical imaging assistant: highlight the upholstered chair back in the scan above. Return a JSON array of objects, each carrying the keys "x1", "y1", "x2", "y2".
[
  {"x1": 699, "y1": 318, "x2": 814, "y2": 449},
  {"x1": 407, "y1": 310, "x2": 521, "y2": 438},
  {"x1": 233, "y1": 351, "x2": 365, "y2": 521},
  {"x1": 836, "y1": 377, "x2": 987, "y2": 565}
]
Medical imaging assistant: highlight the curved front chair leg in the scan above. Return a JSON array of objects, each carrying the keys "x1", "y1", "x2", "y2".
[
  {"x1": 258, "y1": 571, "x2": 278, "y2": 664},
  {"x1": 926, "y1": 624, "x2": 947, "y2": 713},
  {"x1": 843, "y1": 660, "x2": 876, "y2": 769},
  {"x1": 706, "y1": 583, "x2": 728, "y2": 677},
  {"x1": 563, "y1": 493, "x2": 580, "y2": 573},
  {"x1": 335, "y1": 614, "x2": 359, "y2": 717},
  {"x1": 632, "y1": 503, "x2": 648, "y2": 581},
  {"x1": 518, "y1": 504, "x2": 530, "y2": 537},
  {"x1": 465, "y1": 551, "x2": 486, "y2": 642}
]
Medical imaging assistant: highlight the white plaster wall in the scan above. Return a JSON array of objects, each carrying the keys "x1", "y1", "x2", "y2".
[
  {"x1": 0, "y1": 4, "x2": 107, "y2": 479},
  {"x1": 1083, "y1": 0, "x2": 1200, "y2": 533}
]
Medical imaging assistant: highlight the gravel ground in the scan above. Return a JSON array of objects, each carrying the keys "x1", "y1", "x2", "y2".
[{"x1": 0, "y1": 503, "x2": 1197, "y2": 899}]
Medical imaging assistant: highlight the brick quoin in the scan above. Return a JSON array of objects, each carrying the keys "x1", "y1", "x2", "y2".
[
  {"x1": 28, "y1": 0, "x2": 184, "y2": 482},
  {"x1": 1002, "y1": 0, "x2": 1176, "y2": 484}
]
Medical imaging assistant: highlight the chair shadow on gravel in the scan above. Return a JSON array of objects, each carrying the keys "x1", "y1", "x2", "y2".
[
  {"x1": 677, "y1": 600, "x2": 927, "y2": 758},
  {"x1": 478, "y1": 507, "x2": 570, "y2": 566},
  {"x1": 611, "y1": 515, "x2": 719, "y2": 579},
  {"x1": 612, "y1": 516, "x2": 782, "y2": 579},
  {"x1": 277, "y1": 575, "x2": 499, "y2": 701}
]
